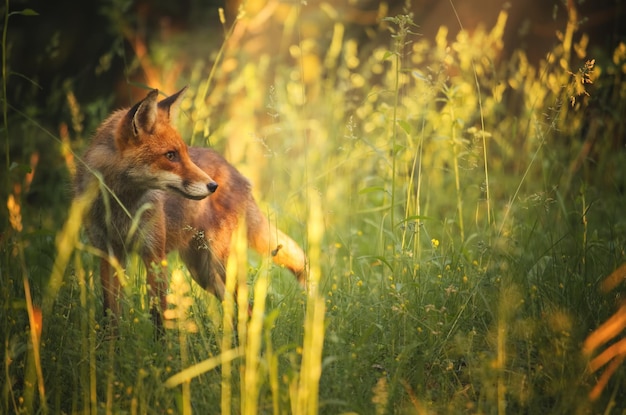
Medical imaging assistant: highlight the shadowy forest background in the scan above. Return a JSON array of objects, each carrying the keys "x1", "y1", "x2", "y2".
[{"x1": 2, "y1": 0, "x2": 626, "y2": 414}]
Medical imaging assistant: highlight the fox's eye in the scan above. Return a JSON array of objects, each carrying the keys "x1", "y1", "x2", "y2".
[{"x1": 165, "y1": 151, "x2": 177, "y2": 161}]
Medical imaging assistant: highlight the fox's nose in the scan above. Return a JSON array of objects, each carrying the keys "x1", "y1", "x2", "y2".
[{"x1": 207, "y1": 182, "x2": 218, "y2": 194}]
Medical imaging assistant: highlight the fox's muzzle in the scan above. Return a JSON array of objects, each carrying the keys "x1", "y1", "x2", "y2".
[{"x1": 168, "y1": 179, "x2": 218, "y2": 200}]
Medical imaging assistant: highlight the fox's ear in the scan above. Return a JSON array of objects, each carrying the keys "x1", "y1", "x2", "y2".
[
  {"x1": 128, "y1": 89, "x2": 159, "y2": 136},
  {"x1": 158, "y1": 86, "x2": 187, "y2": 120}
]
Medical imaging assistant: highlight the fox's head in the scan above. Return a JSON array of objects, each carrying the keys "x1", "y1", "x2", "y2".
[{"x1": 115, "y1": 87, "x2": 218, "y2": 200}]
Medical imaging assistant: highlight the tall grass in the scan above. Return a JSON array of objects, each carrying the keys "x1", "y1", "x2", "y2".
[{"x1": 2, "y1": 1, "x2": 626, "y2": 414}]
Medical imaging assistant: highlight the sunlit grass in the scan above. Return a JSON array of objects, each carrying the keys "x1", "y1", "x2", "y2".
[{"x1": 2, "y1": 2, "x2": 626, "y2": 414}]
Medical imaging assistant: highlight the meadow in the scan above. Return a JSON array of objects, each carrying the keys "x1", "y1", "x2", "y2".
[{"x1": 2, "y1": 2, "x2": 626, "y2": 414}]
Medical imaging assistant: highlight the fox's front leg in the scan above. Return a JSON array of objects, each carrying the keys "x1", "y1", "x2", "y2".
[
  {"x1": 145, "y1": 258, "x2": 168, "y2": 320},
  {"x1": 100, "y1": 258, "x2": 122, "y2": 318},
  {"x1": 143, "y1": 218, "x2": 169, "y2": 325}
]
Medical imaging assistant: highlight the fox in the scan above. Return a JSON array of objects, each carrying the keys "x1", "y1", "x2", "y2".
[{"x1": 74, "y1": 87, "x2": 306, "y2": 322}]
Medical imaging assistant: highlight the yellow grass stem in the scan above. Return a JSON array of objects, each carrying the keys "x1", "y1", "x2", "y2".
[
  {"x1": 264, "y1": 312, "x2": 281, "y2": 415},
  {"x1": 171, "y1": 269, "x2": 193, "y2": 415},
  {"x1": 389, "y1": 26, "x2": 401, "y2": 233},
  {"x1": 235, "y1": 223, "x2": 250, "y2": 367},
  {"x1": 495, "y1": 283, "x2": 518, "y2": 415},
  {"x1": 449, "y1": 105, "x2": 465, "y2": 241},
  {"x1": 165, "y1": 348, "x2": 243, "y2": 388},
  {"x1": 43, "y1": 180, "x2": 98, "y2": 319},
  {"x1": 22, "y1": 263, "x2": 46, "y2": 414},
  {"x1": 220, "y1": 227, "x2": 240, "y2": 415},
  {"x1": 76, "y1": 255, "x2": 97, "y2": 414},
  {"x1": 180, "y1": 333, "x2": 192, "y2": 415},
  {"x1": 294, "y1": 191, "x2": 325, "y2": 415},
  {"x1": 243, "y1": 267, "x2": 268, "y2": 415},
  {"x1": 296, "y1": 296, "x2": 326, "y2": 415},
  {"x1": 496, "y1": 319, "x2": 506, "y2": 415}
]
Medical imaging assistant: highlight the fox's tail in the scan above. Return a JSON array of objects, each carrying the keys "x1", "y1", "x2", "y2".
[{"x1": 246, "y1": 202, "x2": 307, "y2": 284}]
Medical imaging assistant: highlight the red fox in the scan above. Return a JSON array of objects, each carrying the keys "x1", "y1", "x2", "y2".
[{"x1": 74, "y1": 87, "x2": 306, "y2": 320}]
